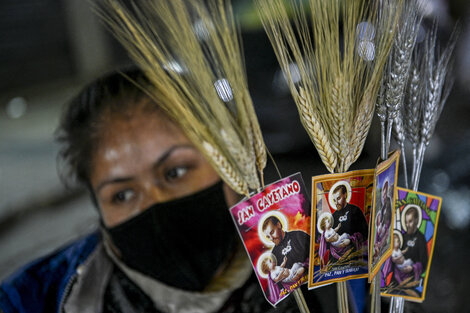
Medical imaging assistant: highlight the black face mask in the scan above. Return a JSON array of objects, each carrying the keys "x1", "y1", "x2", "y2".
[{"x1": 105, "y1": 181, "x2": 238, "y2": 291}]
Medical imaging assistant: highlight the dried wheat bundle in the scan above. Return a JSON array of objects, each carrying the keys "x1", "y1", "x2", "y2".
[
  {"x1": 95, "y1": 0, "x2": 266, "y2": 196},
  {"x1": 385, "y1": 0, "x2": 422, "y2": 149},
  {"x1": 255, "y1": 0, "x2": 403, "y2": 173},
  {"x1": 387, "y1": 20, "x2": 458, "y2": 313},
  {"x1": 381, "y1": 0, "x2": 423, "y2": 188},
  {"x1": 410, "y1": 22, "x2": 457, "y2": 190}
]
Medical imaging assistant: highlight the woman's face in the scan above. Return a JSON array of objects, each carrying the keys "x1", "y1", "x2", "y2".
[{"x1": 90, "y1": 107, "x2": 238, "y2": 227}]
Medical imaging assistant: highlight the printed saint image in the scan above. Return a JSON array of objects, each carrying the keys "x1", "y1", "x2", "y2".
[
  {"x1": 309, "y1": 169, "x2": 374, "y2": 288},
  {"x1": 369, "y1": 150, "x2": 399, "y2": 279},
  {"x1": 380, "y1": 187, "x2": 441, "y2": 302},
  {"x1": 229, "y1": 173, "x2": 311, "y2": 306}
]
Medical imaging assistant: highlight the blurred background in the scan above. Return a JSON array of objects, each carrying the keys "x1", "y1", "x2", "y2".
[{"x1": 0, "y1": 0, "x2": 468, "y2": 312}]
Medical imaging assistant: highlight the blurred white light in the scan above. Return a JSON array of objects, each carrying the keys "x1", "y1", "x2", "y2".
[
  {"x1": 357, "y1": 40, "x2": 375, "y2": 61},
  {"x1": 416, "y1": 0, "x2": 435, "y2": 16},
  {"x1": 426, "y1": 136, "x2": 442, "y2": 161},
  {"x1": 287, "y1": 62, "x2": 302, "y2": 84},
  {"x1": 6, "y1": 97, "x2": 28, "y2": 119},
  {"x1": 416, "y1": 25, "x2": 427, "y2": 43},
  {"x1": 432, "y1": 170, "x2": 450, "y2": 192},
  {"x1": 442, "y1": 188, "x2": 470, "y2": 230},
  {"x1": 214, "y1": 78, "x2": 233, "y2": 102},
  {"x1": 272, "y1": 69, "x2": 289, "y2": 95},
  {"x1": 194, "y1": 19, "x2": 211, "y2": 41},
  {"x1": 356, "y1": 22, "x2": 375, "y2": 41},
  {"x1": 163, "y1": 61, "x2": 185, "y2": 74}
]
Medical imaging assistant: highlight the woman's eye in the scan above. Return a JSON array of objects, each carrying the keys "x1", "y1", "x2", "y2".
[
  {"x1": 164, "y1": 167, "x2": 188, "y2": 181},
  {"x1": 112, "y1": 189, "x2": 135, "y2": 204}
]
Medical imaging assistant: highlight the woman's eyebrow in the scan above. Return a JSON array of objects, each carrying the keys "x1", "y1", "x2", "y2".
[
  {"x1": 96, "y1": 177, "x2": 134, "y2": 192},
  {"x1": 96, "y1": 144, "x2": 196, "y2": 192},
  {"x1": 153, "y1": 144, "x2": 195, "y2": 169}
]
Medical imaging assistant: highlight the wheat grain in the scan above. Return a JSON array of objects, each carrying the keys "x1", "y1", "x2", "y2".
[
  {"x1": 298, "y1": 87, "x2": 337, "y2": 173},
  {"x1": 203, "y1": 141, "x2": 249, "y2": 196}
]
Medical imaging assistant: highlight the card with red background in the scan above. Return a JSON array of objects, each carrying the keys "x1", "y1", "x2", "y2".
[{"x1": 229, "y1": 173, "x2": 311, "y2": 306}]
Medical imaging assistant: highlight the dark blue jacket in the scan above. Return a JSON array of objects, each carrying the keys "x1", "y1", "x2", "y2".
[
  {"x1": 0, "y1": 233, "x2": 100, "y2": 313},
  {"x1": 0, "y1": 233, "x2": 365, "y2": 313}
]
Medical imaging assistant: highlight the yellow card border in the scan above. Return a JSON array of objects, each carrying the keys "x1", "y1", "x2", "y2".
[
  {"x1": 368, "y1": 150, "x2": 400, "y2": 281},
  {"x1": 308, "y1": 169, "x2": 375, "y2": 289},
  {"x1": 380, "y1": 187, "x2": 442, "y2": 302}
]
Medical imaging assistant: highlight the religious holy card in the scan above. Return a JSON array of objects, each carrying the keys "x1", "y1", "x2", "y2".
[
  {"x1": 229, "y1": 173, "x2": 311, "y2": 306},
  {"x1": 368, "y1": 150, "x2": 400, "y2": 281},
  {"x1": 308, "y1": 169, "x2": 374, "y2": 289},
  {"x1": 380, "y1": 187, "x2": 442, "y2": 302}
]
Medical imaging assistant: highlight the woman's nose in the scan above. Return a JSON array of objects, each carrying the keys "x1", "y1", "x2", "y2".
[{"x1": 141, "y1": 181, "x2": 166, "y2": 209}]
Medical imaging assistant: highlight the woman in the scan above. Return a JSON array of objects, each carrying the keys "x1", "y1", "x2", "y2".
[{"x1": 0, "y1": 68, "x2": 321, "y2": 312}]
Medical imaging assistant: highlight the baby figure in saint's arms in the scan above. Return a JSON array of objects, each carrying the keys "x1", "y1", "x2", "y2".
[
  {"x1": 391, "y1": 234, "x2": 414, "y2": 271},
  {"x1": 261, "y1": 255, "x2": 305, "y2": 283},
  {"x1": 323, "y1": 219, "x2": 351, "y2": 248}
]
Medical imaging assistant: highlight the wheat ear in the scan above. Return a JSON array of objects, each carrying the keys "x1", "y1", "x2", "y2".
[
  {"x1": 203, "y1": 141, "x2": 249, "y2": 196},
  {"x1": 242, "y1": 90, "x2": 267, "y2": 186},
  {"x1": 404, "y1": 61, "x2": 422, "y2": 184},
  {"x1": 220, "y1": 130, "x2": 260, "y2": 190},
  {"x1": 298, "y1": 87, "x2": 337, "y2": 173},
  {"x1": 328, "y1": 75, "x2": 352, "y2": 172},
  {"x1": 411, "y1": 21, "x2": 458, "y2": 190},
  {"x1": 376, "y1": 78, "x2": 388, "y2": 160},
  {"x1": 384, "y1": 0, "x2": 422, "y2": 155}
]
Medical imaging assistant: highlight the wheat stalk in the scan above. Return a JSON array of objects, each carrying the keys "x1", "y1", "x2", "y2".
[
  {"x1": 241, "y1": 90, "x2": 267, "y2": 185},
  {"x1": 385, "y1": 19, "x2": 458, "y2": 313},
  {"x1": 328, "y1": 74, "x2": 352, "y2": 172},
  {"x1": 95, "y1": 0, "x2": 266, "y2": 195},
  {"x1": 384, "y1": 0, "x2": 422, "y2": 156},
  {"x1": 347, "y1": 0, "x2": 404, "y2": 172},
  {"x1": 404, "y1": 61, "x2": 422, "y2": 183},
  {"x1": 220, "y1": 129, "x2": 260, "y2": 190},
  {"x1": 376, "y1": 78, "x2": 388, "y2": 160},
  {"x1": 412, "y1": 22, "x2": 457, "y2": 189},
  {"x1": 347, "y1": 85, "x2": 376, "y2": 169},
  {"x1": 298, "y1": 87, "x2": 337, "y2": 173},
  {"x1": 203, "y1": 141, "x2": 249, "y2": 196},
  {"x1": 392, "y1": 110, "x2": 409, "y2": 188}
]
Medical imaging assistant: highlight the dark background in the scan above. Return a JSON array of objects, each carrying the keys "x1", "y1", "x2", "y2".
[{"x1": 0, "y1": 0, "x2": 469, "y2": 312}]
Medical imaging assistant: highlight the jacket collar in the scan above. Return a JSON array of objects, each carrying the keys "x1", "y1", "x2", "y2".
[{"x1": 61, "y1": 242, "x2": 113, "y2": 313}]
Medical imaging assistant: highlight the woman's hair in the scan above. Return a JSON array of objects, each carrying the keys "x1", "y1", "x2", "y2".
[{"x1": 56, "y1": 67, "x2": 158, "y2": 187}]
